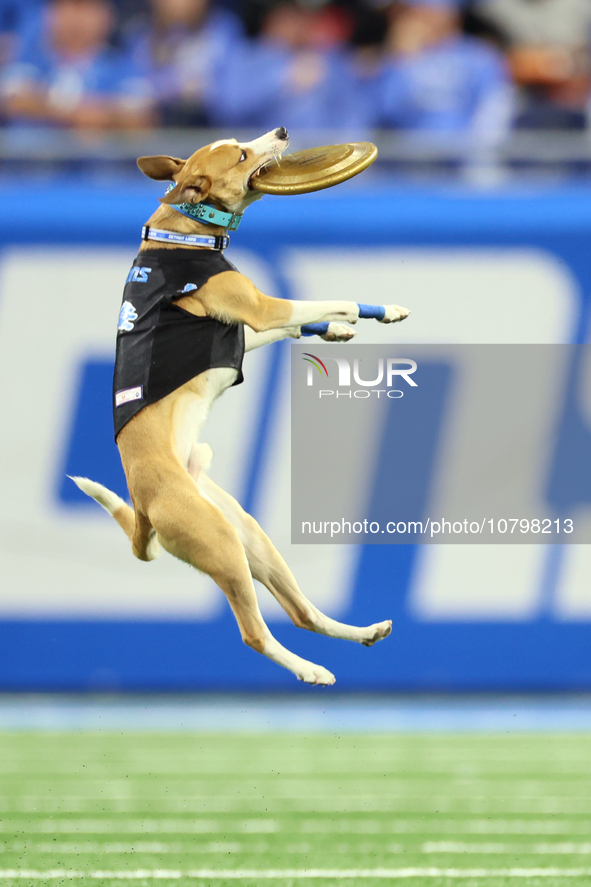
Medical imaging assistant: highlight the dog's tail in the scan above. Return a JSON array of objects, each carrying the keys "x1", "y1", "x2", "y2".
[{"x1": 68, "y1": 476, "x2": 160, "y2": 561}]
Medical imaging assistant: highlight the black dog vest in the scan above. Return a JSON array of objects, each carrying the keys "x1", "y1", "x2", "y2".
[{"x1": 113, "y1": 248, "x2": 244, "y2": 439}]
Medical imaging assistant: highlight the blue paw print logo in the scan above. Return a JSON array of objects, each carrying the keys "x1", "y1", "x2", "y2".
[{"x1": 118, "y1": 301, "x2": 138, "y2": 332}]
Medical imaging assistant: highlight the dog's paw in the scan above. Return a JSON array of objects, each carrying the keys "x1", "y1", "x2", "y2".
[
  {"x1": 287, "y1": 327, "x2": 302, "y2": 339},
  {"x1": 379, "y1": 305, "x2": 410, "y2": 324},
  {"x1": 320, "y1": 323, "x2": 358, "y2": 342},
  {"x1": 360, "y1": 620, "x2": 392, "y2": 647},
  {"x1": 297, "y1": 663, "x2": 336, "y2": 685}
]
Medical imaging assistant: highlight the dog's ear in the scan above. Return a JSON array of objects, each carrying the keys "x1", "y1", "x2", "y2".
[
  {"x1": 136, "y1": 155, "x2": 187, "y2": 181},
  {"x1": 159, "y1": 175, "x2": 211, "y2": 206}
]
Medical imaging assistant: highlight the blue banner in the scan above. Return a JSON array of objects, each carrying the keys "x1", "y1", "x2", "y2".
[{"x1": 1, "y1": 180, "x2": 590, "y2": 690}]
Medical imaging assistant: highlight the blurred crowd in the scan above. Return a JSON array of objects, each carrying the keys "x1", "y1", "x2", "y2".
[{"x1": 1, "y1": 0, "x2": 591, "y2": 141}]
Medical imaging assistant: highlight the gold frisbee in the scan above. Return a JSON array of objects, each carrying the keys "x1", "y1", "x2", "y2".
[{"x1": 250, "y1": 142, "x2": 378, "y2": 195}]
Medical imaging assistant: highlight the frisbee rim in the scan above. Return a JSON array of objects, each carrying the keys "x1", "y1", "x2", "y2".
[{"x1": 250, "y1": 142, "x2": 378, "y2": 195}]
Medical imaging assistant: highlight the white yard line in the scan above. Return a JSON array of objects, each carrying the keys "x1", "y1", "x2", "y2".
[
  {"x1": 6, "y1": 817, "x2": 591, "y2": 836},
  {"x1": 2, "y1": 870, "x2": 591, "y2": 880},
  {"x1": 0, "y1": 820, "x2": 277, "y2": 834},
  {"x1": 0, "y1": 843, "x2": 247, "y2": 855},
  {"x1": 6, "y1": 800, "x2": 591, "y2": 815},
  {"x1": 422, "y1": 842, "x2": 591, "y2": 854},
  {"x1": 4, "y1": 840, "x2": 591, "y2": 855},
  {"x1": 6, "y1": 803, "x2": 591, "y2": 817}
]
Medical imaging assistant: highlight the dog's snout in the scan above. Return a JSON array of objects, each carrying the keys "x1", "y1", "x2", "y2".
[{"x1": 275, "y1": 127, "x2": 289, "y2": 141}]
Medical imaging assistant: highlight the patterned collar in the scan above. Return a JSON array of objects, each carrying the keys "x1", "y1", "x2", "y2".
[
  {"x1": 141, "y1": 225, "x2": 230, "y2": 250},
  {"x1": 164, "y1": 184, "x2": 243, "y2": 231}
]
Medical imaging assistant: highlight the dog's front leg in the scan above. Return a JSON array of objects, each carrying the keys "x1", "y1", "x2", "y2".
[
  {"x1": 245, "y1": 323, "x2": 358, "y2": 351},
  {"x1": 287, "y1": 300, "x2": 361, "y2": 327},
  {"x1": 244, "y1": 326, "x2": 301, "y2": 352},
  {"x1": 288, "y1": 302, "x2": 411, "y2": 327},
  {"x1": 199, "y1": 274, "x2": 410, "y2": 332},
  {"x1": 301, "y1": 322, "x2": 357, "y2": 342}
]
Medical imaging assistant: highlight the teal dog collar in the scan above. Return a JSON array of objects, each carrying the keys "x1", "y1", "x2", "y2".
[
  {"x1": 172, "y1": 202, "x2": 243, "y2": 231},
  {"x1": 165, "y1": 184, "x2": 243, "y2": 231}
]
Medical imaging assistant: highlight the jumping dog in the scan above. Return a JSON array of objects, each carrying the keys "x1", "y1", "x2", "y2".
[{"x1": 72, "y1": 127, "x2": 410, "y2": 685}]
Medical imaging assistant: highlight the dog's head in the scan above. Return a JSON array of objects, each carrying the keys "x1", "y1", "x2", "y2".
[{"x1": 137, "y1": 128, "x2": 289, "y2": 215}]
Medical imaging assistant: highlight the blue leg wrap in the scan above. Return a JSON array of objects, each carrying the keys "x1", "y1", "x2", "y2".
[
  {"x1": 357, "y1": 303, "x2": 386, "y2": 320},
  {"x1": 301, "y1": 323, "x2": 330, "y2": 337}
]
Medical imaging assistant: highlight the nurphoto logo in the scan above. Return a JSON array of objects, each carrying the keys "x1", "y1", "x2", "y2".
[{"x1": 302, "y1": 354, "x2": 418, "y2": 398}]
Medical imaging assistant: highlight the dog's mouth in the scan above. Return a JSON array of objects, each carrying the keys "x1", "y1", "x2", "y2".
[
  {"x1": 248, "y1": 160, "x2": 276, "y2": 188},
  {"x1": 248, "y1": 145, "x2": 288, "y2": 189}
]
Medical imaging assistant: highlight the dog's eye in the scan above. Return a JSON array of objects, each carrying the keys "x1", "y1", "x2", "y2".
[{"x1": 238, "y1": 150, "x2": 247, "y2": 163}]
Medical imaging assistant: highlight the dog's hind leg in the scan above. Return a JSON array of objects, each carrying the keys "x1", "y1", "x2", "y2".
[
  {"x1": 131, "y1": 510, "x2": 160, "y2": 562},
  {"x1": 143, "y1": 468, "x2": 335, "y2": 685},
  {"x1": 69, "y1": 476, "x2": 160, "y2": 562},
  {"x1": 196, "y1": 473, "x2": 392, "y2": 647}
]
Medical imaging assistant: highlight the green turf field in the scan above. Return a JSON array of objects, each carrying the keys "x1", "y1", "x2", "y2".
[{"x1": 1, "y1": 731, "x2": 591, "y2": 886}]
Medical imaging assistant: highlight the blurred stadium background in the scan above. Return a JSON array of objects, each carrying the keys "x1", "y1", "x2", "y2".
[{"x1": 2, "y1": 0, "x2": 591, "y2": 883}]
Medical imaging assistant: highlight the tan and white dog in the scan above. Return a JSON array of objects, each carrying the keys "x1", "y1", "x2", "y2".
[{"x1": 73, "y1": 128, "x2": 410, "y2": 685}]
